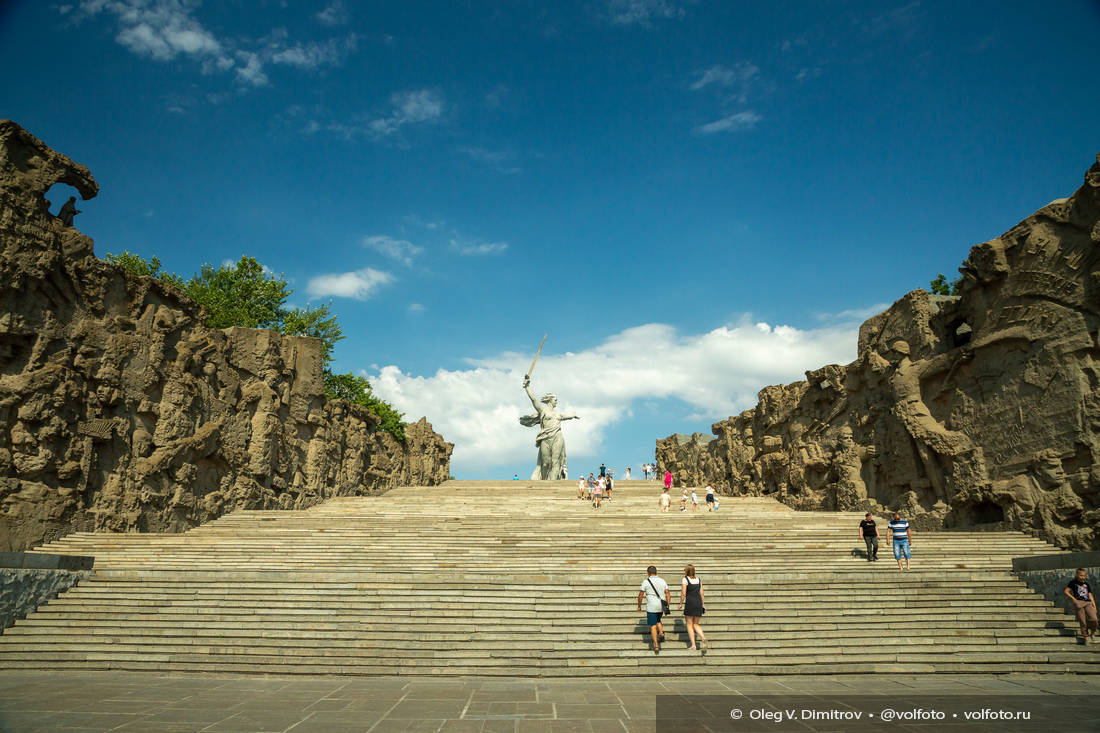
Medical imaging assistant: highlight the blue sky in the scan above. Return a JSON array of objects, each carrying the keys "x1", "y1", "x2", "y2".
[{"x1": 2, "y1": 1, "x2": 1098, "y2": 479}]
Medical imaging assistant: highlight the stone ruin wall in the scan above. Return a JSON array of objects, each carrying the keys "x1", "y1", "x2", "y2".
[
  {"x1": 0, "y1": 120, "x2": 453, "y2": 552},
  {"x1": 659, "y1": 153, "x2": 1100, "y2": 551}
]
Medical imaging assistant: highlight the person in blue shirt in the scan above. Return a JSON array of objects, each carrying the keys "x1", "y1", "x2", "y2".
[{"x1": 887, "y1": 512, "x2": 912, "y2": 571}]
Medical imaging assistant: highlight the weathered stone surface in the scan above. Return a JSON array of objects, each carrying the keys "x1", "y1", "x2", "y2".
[
  {"x1": 658, "y1": 153, "x2": 1100, "y2": 551},
  {"x1": 0, "y1": 120, "x2": 453, "y2": 552},
  {"x1": 0, "y1": 568, "x2": 89, "y2": 630}
]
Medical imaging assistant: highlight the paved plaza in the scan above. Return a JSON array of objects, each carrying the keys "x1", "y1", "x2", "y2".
[{"x1": 1, "y1": 671, "x2": 1099, "y2": 733}]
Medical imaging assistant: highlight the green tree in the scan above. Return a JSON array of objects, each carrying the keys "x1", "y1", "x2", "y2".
[
  {"x1": 104, "y1": 251, "x2": 185, "y2": 288},
  {"x1": 102, "y1": 251, "x2": 407, "y2": 440},
  {"x1": 929, "y1": 273, "x2": 962, "y2": 296},
  {"x1": 184, "y1": 256, "x2": 290, "y2": 330},
  {"x1": 324, "y1": 371, "x2": 406, "y2": 442},
  {"x1": 280, "y1": 302, "x2": 344, "y2": 364}
]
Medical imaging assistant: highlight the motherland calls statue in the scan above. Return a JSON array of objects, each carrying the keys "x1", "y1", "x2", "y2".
[{"x1": 520, "y1": 375, "x2": 579, "y2": 480}]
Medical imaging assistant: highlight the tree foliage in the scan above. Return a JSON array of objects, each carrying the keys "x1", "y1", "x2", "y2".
[
  {"x1": 185, "y1": 256, "x2": 290, "y2": 330},
  {"x1": 929, "y1": 273, "x2": 962, "y2": 296},
  {"x1": 104, "y1": 251, "x2": 185, "y2": 289},
  {"x1": 280, "y1": 302, "x2": 344, "y2": 365},
  {"x1": 323, "y1": 371, "x2": 406, "y2": 442},
  {"x1": 103, "y1": 250, "x2": 404, "y2": 440}
]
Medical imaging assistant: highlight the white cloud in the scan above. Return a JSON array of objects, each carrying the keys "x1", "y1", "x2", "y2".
[
  {"x1": 814, "y1": 303, "x2": 888, "y2": 322},
  {"x1": 363, "y1": 235, "x2": 422, "y2": 266},
  {"x1": 695, "y1": 111, "x2": 762, "y2": 135},
  {"x1": 369, "y1": 90, "x2": 445, "y2": 137},
  {"x1": 450, "y1": 239, "x2": 509, "y2": 256},
  {"x1": 690, "y1": 63, "x2": 759, "y2": 93},
  {"x1": 315, "y1": 0, "x2": 349, "y2": 26},
  {"x1": 795, "y1": 67, "x2": 823, "y2": 82},
  {"x1": 234, "y1": 50, "x2": 268, "y2": 87},
  {"x1": 606, "y1": 0, "x2": 685, "y2": 26},
  {"x1": 77, "y1": 0, "x2": 231, "y2": 65},
  {"x1": 859, "y1": 1, "x2": 922, "y2": 38},
  {"x1": 270, "y1": 34, "x2": 359, "y2": 70},
  {"x1": 306, "y1": 268, "x2": 394, "y2": 300},
  {"x1": 408, "y1": 303, "x2": 425, "y2": 314},
  {"x1": 72, "y1": 1, "x2": 359, "y2": 89},
  {"x1": 457, "y1": 146, "x2": 522, "y2": 174},
  {"x1": 368, "y1": 316, "x2": 863, "y2": 474}
]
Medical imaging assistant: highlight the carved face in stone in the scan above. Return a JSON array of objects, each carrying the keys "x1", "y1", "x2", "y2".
[
  {"x1": 836, "y1": 428, "x2": 855, "y2": 451},
  {"x1": 1034, "y1": 452, "x2": 1066, "y2": 489}
]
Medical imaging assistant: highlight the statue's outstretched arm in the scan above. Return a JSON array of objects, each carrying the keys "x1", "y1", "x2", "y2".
[{"x1": 522, "y1": 377, "x2": 541, "y2": 411}]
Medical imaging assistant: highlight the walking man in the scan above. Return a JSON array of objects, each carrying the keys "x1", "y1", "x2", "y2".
[
  {"x1": 1065, "y1": 568, "x2": 1098, "y2": 644},
  {"x1": 637, "y1": 565, "x2": 670, "y2": 652},
  {"x1": 887, "y1": 511, "x2": 912, "y2": 571},
  {"x1": 859, "y1": 512, "x2": 879, "y2": 562}
]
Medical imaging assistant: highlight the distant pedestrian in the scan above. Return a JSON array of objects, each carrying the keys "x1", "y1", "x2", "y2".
[
  {"x1": 887, "y1": 512, "x2": 912, "y2": 571},
  {"x1": 593, "y1": 476, "x2": 604, "y2": 508},
  {"x1": 625, "y1": 467, "x2": 632, "y2": 479},
  {"x1": 680, "y1": 488, "x2": 688, "y2": 512},
  {"x1": 638, "y1": 565, "x2": 670, "y2": 652},
  {"x1": 705, "y1": 483, "x2": 715, "y2": 511},
  {"x1": 659, "y1": 488, "x2": 671, "y2": 512},
  {"x1": 664, "y1": 470, "x2": 672, "y2": 490},
  {"x1": 586, "y1": 473, "x2": 596, "y2": 501},
  {"x1": 577, "y1": 477, "x2": 586, "y2": 500},
  {"x1": 599, "y1": 463, "x2": 606, "y2": 477},
  {"x1": 859, "y1": 512, "x2": 879, "y2": 562},
  {"x1": 678, "y1": 564, "x2": 707, "y2": 651},
  {"x1": 1065, "y1": 568, "x2": 1098, "y2": 644},
  {"x1": 513, "y1": 474, "x2": 519, "y2": 480},
  {"x1": 605, "y1": 473, "x2": 613, "y2": 500},
  {"x1": 690, "y1": 488, "x2": 699, "y2": 512}
]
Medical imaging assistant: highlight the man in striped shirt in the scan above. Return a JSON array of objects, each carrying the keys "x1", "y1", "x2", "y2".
[{"x1": 888, "y1": 512, "x2": 912, "y2": 571}]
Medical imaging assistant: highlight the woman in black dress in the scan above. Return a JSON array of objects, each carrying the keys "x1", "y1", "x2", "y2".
[{"x1": 678, "y1": 564, "x2": 707, "y2": 651}]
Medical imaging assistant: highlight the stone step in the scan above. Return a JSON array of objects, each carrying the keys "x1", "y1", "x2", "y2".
[
  {"x1": 3, "y1": 488, "x2": 1082, "y2": 677},
  {"x1": 0, "y1": 656, "x2": 1093, "y2": 677},
  {"x1": 1, "y1": 641, "x2": 1094, "y2": 661},
  {"x1": 0, "y1": 650, "x2": 1094, "y2": 671},
  {"x1": 48, "y1": 594, "x2": 1047, "y2": 607},
  {"x1": 6, "y1": 620, "x2": 1073, "y2": 638}
]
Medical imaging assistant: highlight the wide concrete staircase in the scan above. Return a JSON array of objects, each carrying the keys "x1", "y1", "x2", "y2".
[{"x1": 1, "y1": 480, "x2": 1096, "y2": 676}]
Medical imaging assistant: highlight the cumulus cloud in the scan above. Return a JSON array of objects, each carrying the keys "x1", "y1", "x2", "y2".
[
  {"x1": 315, "y1": 0, "x2": 349, "y2": 26},
  {"x1": 695, "y1": 111, "x2": 762, "y2": 135},
  {"x1": 363, "y1": 235, "x2": 423, "y2": 266},
  {"x1": 450, "y1": 239, "x2": 509, "y2": 256},
  {"x1": 72, "y1": 0, "x2": 359, "y2": 89},
  {"x1": 369, "y1": 90, "x2": 445, "y2": 137},
  {"x1": 270, "y1": 34, "x2": 359, "y2": 70},
  {"x1": 606, "y1": 0, "x2": 685, "y2": 26},
  {"x1": 78, "y1": 0, "x2": 230, "y2": 66},
  {"x1": 368, "y1": 316, "x2": 865, "y2": 474},
  {"x1": 457, "y1": 146, "x2": 523, "y2": 174},
  {"x1": 690, "y1": 62, "x2": 760, "y2": 95},
  {"x1": 306, "y1": 268, "x2": 394, "y2": 300}
]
